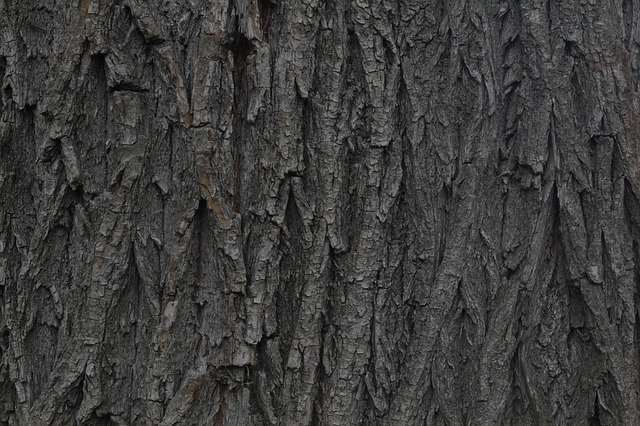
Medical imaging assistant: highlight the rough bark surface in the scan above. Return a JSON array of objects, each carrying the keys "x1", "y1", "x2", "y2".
[{"x1": 2, "y1": 0, "x2": 640, "y2": 424}]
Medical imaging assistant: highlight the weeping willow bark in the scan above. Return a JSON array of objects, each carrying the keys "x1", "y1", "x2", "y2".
[{"x1": 2, "y1": 0, "x2": 640, "y2": 424}]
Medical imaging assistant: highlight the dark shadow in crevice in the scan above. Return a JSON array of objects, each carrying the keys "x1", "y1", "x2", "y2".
[
  {"x1": 589, "y1": 391, "x2": 602, "y2": 425},
  {"x1": 623, "y1": 0, "x2": 634, "y2": 49},
  {"x1": 258, "y1": 0, "x2": 276, "y2": 42},
  {"x1": 227, "y1": 21, "x2": 257, "y2": 214},
  {"x1": 276, "y1": 186, "x2": 305, "y2": 366}
]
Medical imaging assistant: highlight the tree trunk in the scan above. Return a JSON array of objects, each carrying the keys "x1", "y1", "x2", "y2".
[{"x1": 2, "y1": 0, "x2": 640, "y2": 424}]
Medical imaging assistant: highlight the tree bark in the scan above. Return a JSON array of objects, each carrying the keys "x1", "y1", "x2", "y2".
[{"x1": 2, "y1": 0, "x2": 640, "y2": 424}]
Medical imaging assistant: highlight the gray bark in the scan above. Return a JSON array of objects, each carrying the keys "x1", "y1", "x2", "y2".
[{"x1": 2, "y1": 0, "x2": 640, "y2": 424}]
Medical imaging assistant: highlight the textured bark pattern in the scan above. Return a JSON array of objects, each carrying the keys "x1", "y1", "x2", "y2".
[{"x1": 2, "y1": 0, "x2": 640, "y2": 424}]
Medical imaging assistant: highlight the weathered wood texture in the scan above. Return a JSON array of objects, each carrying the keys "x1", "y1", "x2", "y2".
[{"x1": 2, "y1": 0, "x2": 640, "y2": 424}]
